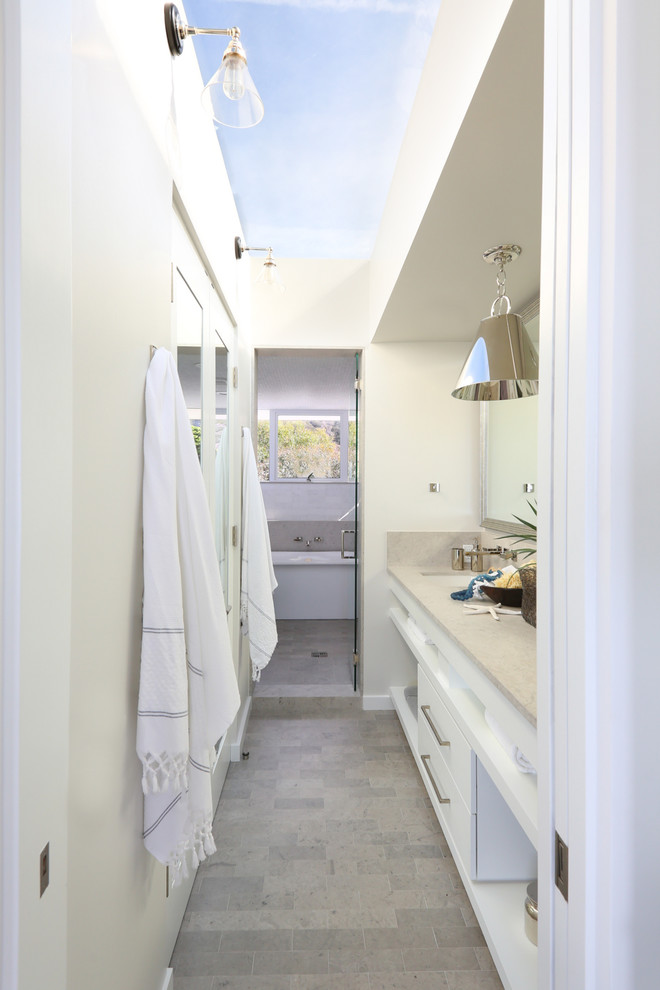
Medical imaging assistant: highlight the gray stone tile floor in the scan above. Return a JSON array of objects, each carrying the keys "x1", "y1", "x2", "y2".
[
  {"x1": 253, "y1": 620, "x2": 356, "y2": 697},
  {"x1": 170, "y1": 694, "x2": 503, "y2": 990}
]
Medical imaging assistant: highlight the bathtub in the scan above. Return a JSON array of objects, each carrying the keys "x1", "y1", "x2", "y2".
[{"x1": 271, "y1": 550, "x2": 355, "y2": 620}]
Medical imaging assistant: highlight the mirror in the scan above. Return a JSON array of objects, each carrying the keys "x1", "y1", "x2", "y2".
[
  {"x1": 173, "y1": 211, "x2": 233, "y2": 603},
  {"x1": 214, "y1": 331, "x2": 229, "y2": 597},
  {"x1": 174, "y1": 268, "x2": 203, "y2": 462},
  {"x1": 480, "y1": 302, "x2": 539, "y2": 531}
]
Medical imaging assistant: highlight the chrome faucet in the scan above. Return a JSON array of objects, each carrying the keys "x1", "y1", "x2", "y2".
[{"x1": 451, "y1": 538, "x2": 518, "y2": 572}]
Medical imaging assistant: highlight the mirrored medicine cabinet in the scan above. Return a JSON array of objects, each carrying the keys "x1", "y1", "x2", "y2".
[
  {"x1": 172, "y1": 210, "x2": 234, "y2": 602},
  {"x1": 480, "y1": 301, "x2": 539, "y2": 533}
]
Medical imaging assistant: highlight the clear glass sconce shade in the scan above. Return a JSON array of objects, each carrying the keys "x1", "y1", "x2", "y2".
[
  {"x1": 255, "y1": 259, "x2": 285, "y2": 294},
  {"x1": 201, "y1": 54, "x2": 264, "y2": 128},
  {"x1": 452, "y1": 312, "x2": 539, "y2": 400}
]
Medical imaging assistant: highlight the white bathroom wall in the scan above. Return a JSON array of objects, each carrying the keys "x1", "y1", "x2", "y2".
[
  {"x1": 68, "y1": 2, "x2": 249, "y2": 987},
  {"x1": 250, "y1": 258, "x2": 370, "y2": 348},
  {"x1": 2, "y1": 1, "x2": 250, "y2": 989},
  {"x1": 3, "y1": 3, "x2": 74, "y2": 988},
  {"x1": 361, "y1": 341, "x2": 480, "y2": 702}
]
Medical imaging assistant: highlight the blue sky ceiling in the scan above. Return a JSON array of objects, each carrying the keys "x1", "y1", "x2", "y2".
[{"x1": 185, "y1": 0, "x2": 442, "y2": 259}]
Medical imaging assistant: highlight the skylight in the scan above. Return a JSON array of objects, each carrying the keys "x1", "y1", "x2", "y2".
[{"x1": 185, "y1": 0, "x2": 442, "y2": 258}]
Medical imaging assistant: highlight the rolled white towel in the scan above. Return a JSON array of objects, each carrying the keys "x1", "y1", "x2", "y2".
[
  {"x1": 484, "y1": 710, "x2": 536, "y2": 774},
  {"x1": 406, "y1": 615, "x2": 433, "y2": 645}
]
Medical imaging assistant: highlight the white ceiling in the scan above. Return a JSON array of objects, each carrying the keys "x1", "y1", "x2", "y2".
[{"x1": 372, "y1": 0, "x2": 544, "y2": 342}]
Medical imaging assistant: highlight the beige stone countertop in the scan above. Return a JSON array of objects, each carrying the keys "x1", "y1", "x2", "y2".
[{"x1": 388, "y1": 563, "x2": 537, "y2": 726}]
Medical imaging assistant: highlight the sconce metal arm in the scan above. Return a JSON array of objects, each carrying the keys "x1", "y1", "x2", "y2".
[
  {"x1": 234, "y1": 236, "x2": 272, "y2": 260},
  {"x1": 165, "y1": 3, "x2": 240, "y2": 56}
]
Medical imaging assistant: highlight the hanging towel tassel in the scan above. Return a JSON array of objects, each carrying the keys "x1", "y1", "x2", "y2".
[
  {"x1": 140, "y1": 752, "x2": 189, "y2": 795},
  {"x1": 203, "y1": 828, "x2": 216, "y2": 858}
]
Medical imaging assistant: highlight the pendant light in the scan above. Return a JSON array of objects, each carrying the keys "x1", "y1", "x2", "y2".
[
  {"x1": 452, "y1": 245, "x2": 539, "y2": 401},
  {"x1": 164, "y1": 3, "x2": 264, "y2": 129}
]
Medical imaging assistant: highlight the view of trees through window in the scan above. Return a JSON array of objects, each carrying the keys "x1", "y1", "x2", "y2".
[
  {"x1": 258, "y1": 413, "x2": 356, "y2": 482},
  {"x1": 348, "y1": 416, "x2": 357, "y2": 482}
]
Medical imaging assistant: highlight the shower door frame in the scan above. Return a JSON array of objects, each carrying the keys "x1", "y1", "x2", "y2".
[
  {"x1": 254, "y1": 346, "x2": 364, "y2": 694},
  {"x1": 350, "y1": 351, "x2": 363, "y2": 693}
]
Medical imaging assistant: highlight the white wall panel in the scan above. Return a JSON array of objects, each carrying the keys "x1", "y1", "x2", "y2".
[{"x1": 12, "y1": 3, "x2": 73, "y2": 989}]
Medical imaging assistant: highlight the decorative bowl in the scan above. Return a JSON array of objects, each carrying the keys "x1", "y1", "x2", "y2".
[{"x1": 482, "y1": 585, "x2": 523, "y2": 607}]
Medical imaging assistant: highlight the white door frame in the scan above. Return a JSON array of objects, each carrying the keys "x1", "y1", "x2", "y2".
[
  {"x1": 1, "y1": 0, "x2": 23, "y2": 983},
  {"x1": 541, "y1": 1, "x2": 660, "y2": 987}
]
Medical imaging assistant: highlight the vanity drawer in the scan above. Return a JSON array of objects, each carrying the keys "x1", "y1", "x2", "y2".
[
  {"x1": 418, "y1": 666, "x2": 475, "y2": 811},
  {"x1": 418, "y1": 712, "x2": 474, "y2": 875}
]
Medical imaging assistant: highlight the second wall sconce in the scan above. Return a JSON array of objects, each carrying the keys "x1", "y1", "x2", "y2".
[
  {"x1": 452, "y1": 244, "x2": 539, "y2": 401},
  {"x1": 164, "y1": 3, "x2": 264, "y2": 129},
  {"x1": 235, "y1": 237, "x2": 285, "y2": 294}
]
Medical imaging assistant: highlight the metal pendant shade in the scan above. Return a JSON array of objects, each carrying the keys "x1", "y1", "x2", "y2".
[
  {"x1": 452, "y1": 311, "x2": 539, "y2": 400},
  {"x1": 452, "y1": 244, "x2": 538, "y2": 400}
]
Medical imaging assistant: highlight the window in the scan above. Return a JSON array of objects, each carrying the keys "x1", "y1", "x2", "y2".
[
  {"x1": 348, "y1": 413, "x2": 357, "y2": 482},
  {"x1": 258, "y1": 410, "x2": 353, "y2": 482},
  {"x1": 257, "y1": 412, "x2": 270, "y2": 481}
]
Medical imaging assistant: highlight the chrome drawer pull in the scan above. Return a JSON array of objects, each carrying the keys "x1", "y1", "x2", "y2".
[
  {"x1": 421, "y1": 704, "x2": 450, "y2": 747},
  {"x1": 421, "y1": 754, "x2": 450, "y2": 804}
]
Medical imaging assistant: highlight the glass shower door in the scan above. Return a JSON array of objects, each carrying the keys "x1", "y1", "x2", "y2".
[{"x1": 347, "y1": 352, "x2": 361, "y2": 692}]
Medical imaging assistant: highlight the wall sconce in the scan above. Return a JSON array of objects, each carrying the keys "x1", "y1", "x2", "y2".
[
  {"x1": 235, "y1": 237, "x2": 285, "y2": 294},
  {"x1": 452, "y1": 244, "x2": 539, "y2": 401},
  {"x1": 164, "y1": 3, "x2": 264, "y2": 129}
]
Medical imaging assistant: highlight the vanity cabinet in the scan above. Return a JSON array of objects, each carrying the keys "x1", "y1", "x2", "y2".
[{"x1": 388, "y1": 571, "x2": 538, "y2": 990}]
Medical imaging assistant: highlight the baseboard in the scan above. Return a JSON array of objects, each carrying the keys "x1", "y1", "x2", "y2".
[
  {"x1": 230, "y1": 695, "x2": 252, "y2": 761},
  {"x1": 160, "y1": 968, "x2": 173, "y2": 990},
  {"x1": 362, "y1": 695, "x2": 395, "y2": 711}
]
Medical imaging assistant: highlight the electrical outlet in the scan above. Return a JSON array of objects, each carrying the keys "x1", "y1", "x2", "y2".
[
  {"x1": 39, "y1": 843, "x2": 49, "y2": 897},
  {"x1": 429, "y1": 482, "x2": 440, "y2": 493}
]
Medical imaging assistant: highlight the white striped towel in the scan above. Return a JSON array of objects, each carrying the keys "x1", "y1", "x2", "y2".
[
  {"x1": 240, "y1": 427, "x2": 278, "y2": 680},
  {"x1": 215, "y1": 427, "x2": 229, "y2": 591},
  {"x1": 138, "y1": 348, "x2": 240, "y2": 884},
  {"x1": 484, "y1": 710, "x2": 536, "y2": 774}
]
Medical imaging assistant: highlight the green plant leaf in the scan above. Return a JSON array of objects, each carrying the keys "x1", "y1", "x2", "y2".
[{"x1": 505, "y1": 498, "x2": 537, "y2": 559}]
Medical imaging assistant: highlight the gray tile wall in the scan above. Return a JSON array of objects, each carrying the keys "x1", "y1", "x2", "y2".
[{"x1": 269, "y1": 521, "x2": 355, "y2": 553}]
